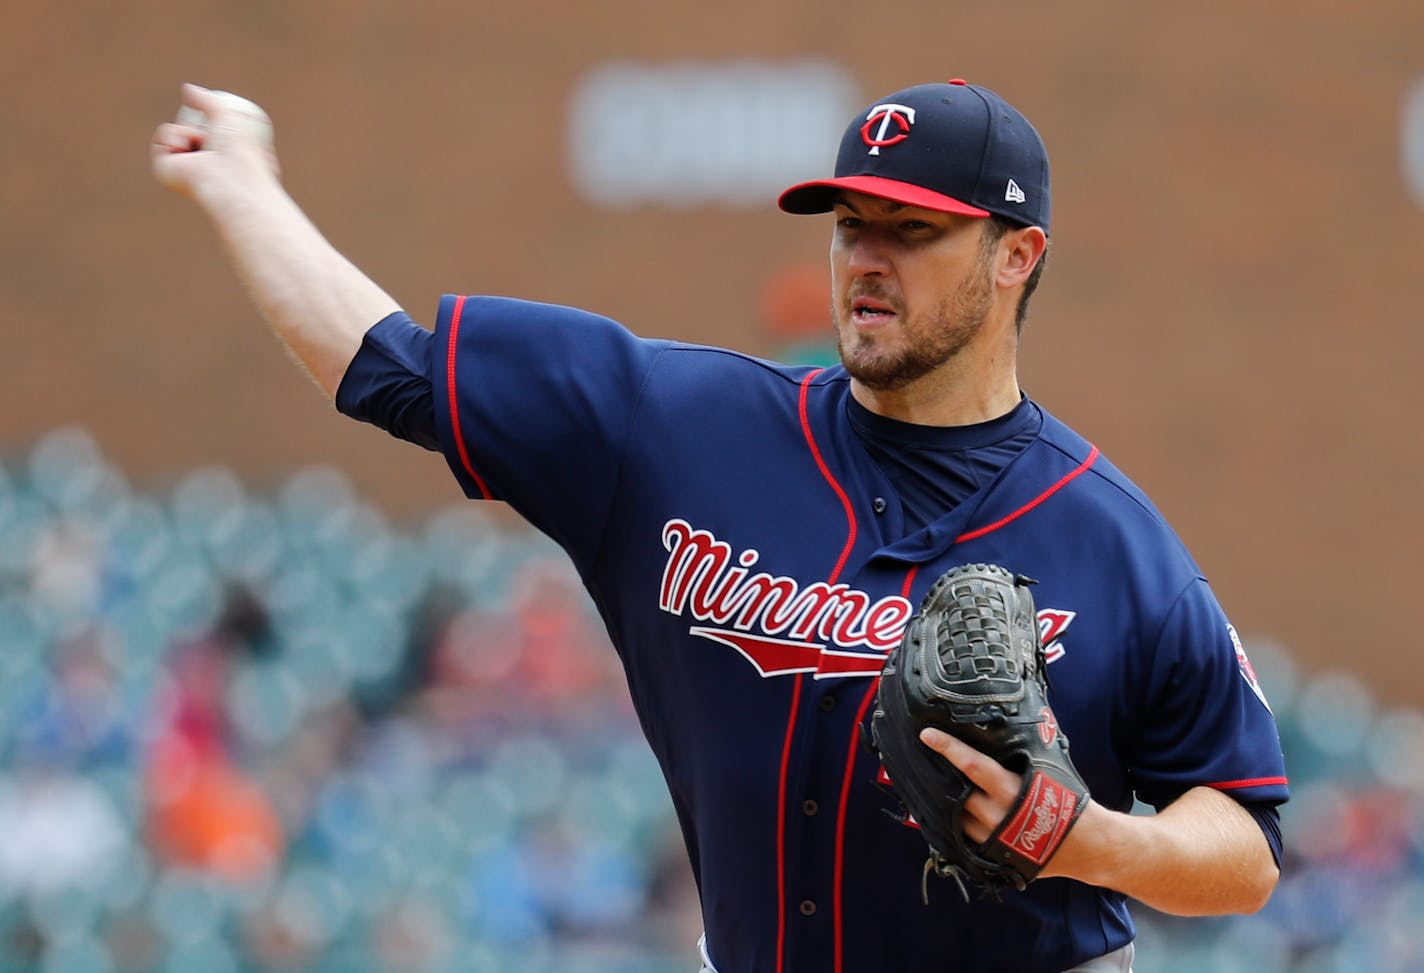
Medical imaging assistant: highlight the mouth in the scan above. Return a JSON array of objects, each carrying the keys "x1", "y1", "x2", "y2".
[{"x1": 850, "y1": 297, "x2": 898, "y2": 328}]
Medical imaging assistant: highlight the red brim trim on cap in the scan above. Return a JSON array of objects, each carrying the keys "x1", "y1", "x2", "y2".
[{"x1": 777, "y1": 175, "x2": 992, "y2": 217}]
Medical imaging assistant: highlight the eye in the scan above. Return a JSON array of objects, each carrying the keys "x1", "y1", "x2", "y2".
[
  {"x1": 835, "y1": 215, "x2": 864, "y2": 230},
  {"x1": 900, "y1": 219, "x2": 933, "y2": 232}
]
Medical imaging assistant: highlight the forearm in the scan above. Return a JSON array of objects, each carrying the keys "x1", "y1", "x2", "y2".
[
  {"x1": 1049, "y1": 786, "x2": 1279, "y2": 915},
  {"x1": 153, "y1": 85, "x2": 401, "y2": 399},
  {"x1": 197, "y1": 176, "x2": 400, "y2": 398}
]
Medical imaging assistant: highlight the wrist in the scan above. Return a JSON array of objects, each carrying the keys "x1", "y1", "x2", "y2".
[
  {"x1": 192, "y1": 154, "x2": 285, "y2": 218},
  {"x1": 1041, "y1": 800, "x2": 1135, "y2": 887}
]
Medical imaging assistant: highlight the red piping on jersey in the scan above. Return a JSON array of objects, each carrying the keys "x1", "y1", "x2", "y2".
[
  {"x1": 833, "y1": 678, "x2": 882, "y2": 973},
  {"x1": 444, "y1": 295, "x2": 493, "y2": 501},
  {"x1": 1211, "y1": 776, "x2": 1289, "y2": 790},
  {"x1": 799, "y1": 370, "x2": 859, "y2": 582},
  {"x1": 830, "y1": 567, "x2": 918, "y2": 973},
  {"x1": 774, "y1": 369, "x2": 858, "y2": 973},
  {"x1": 898, "y1": 567, "x2": 921, "y2": 601},
  {"x1": 774, "y1": 671, "x2": 804, "y2": 973},
  {"x1": 956, "y1": 445, "x2": 1100, "y2": 543}
]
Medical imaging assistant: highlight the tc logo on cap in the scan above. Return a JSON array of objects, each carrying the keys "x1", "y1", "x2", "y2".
[{"x1": 861, "y1": 103, "x2": 916, "y2": 156}]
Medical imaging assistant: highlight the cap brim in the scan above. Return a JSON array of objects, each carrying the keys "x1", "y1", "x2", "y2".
[{"x1": 777, "y1": 175, "x2": 992, "y2": 217}]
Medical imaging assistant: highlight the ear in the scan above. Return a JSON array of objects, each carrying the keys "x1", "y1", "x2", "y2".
[{"x1": 994, "y1": 226, "x2": 1048, "y2": 291}]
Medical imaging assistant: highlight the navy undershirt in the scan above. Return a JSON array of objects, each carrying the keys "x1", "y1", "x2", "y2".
[
  {"x1": 334, "y1": 310, "x2": 1284, "y2": 870},
  {"x1": 846, "y1": 393, "x2": 1039, "y2": 535}
]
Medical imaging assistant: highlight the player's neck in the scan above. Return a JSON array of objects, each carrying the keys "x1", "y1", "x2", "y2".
[
  {"x1": 850, "y1": 342, "x2": 1022, "y2": 428},
  {"x1": 852, "y1": 375, "x2": 1021, "y2": 427}
]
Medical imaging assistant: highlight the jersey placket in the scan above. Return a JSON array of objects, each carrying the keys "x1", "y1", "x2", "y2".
[
  {"x1": 774, "y1": 557, "x2": 922, "y2": 973},
  {"x1": 775, "y1": 676, "x2": 846, "y2": 970}
]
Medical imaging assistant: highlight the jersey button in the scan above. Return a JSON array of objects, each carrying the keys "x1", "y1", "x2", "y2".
[
  {"x1": 799, "y1": 900, "x2": 817, "y2": 916},
  {"x1": 872, "y1": 497, "x2": 888, "y2": 514},
  {"x1": 802, "y1": 799, "x2": 819, "y2": 816},
  {"x1": 819, "y1": 695, "x2": 836, "y2": 712}
]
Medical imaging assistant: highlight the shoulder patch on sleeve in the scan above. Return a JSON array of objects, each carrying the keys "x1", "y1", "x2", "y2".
[{"x1": 1228, "y1": 624, "x2": 1272, "y2": 713}]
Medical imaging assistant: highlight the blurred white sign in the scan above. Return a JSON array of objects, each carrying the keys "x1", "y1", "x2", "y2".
[
  {"x1": 568, "y1": 60, "x2": 859, "y2": 210},
  {"x1": 1406, "y1": 75, "x2": 1424, "y2": 210}
]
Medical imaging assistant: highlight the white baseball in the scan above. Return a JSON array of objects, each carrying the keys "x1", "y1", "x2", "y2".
[{"x1": 176, "y1": 90, "x2": 273, "y2": 147}]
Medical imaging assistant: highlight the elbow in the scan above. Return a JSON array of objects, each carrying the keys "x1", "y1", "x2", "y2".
[
  {"x1": 1231, "y1": 859, "x2": 1281, "y2": 915},
  {"x1": 1163, "y1": 862, "x2": 1279, "y2": 917},
  {"x1": 1162, "y1": 854, "x2": 1280, "y2": 917}
]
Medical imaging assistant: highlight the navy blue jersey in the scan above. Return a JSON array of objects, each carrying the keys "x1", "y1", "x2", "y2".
[{"x1": 364, "y1": 295, "x2": 1288, "y2": 973}]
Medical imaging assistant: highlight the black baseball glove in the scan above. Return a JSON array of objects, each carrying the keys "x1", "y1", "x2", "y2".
[{"x1": 869, "y1": 562, "x2": 1089, "y2": 899}]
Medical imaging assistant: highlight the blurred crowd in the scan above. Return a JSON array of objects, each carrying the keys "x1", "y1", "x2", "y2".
[{"x1": 0, "y1": 428, "x2": 1420, "y2": 973}]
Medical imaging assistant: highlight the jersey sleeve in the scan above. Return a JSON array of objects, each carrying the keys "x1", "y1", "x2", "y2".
[
  {"x1": 1126, "y1": 578, "x2": 1290, "y2": 810},
  {"x1": 429, "y1": 294, "x2": 668, "y2": 561},
  {"x1": 334, "y1": 311, "x2": 440, "y2": 451}
]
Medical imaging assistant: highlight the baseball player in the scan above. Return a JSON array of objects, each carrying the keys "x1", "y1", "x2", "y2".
[{"x1": 152, "y1": 79, "x2": 1288, "y2": 973}]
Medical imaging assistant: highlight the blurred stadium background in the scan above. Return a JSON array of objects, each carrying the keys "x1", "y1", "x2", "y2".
[{"x1": 2, "y1": 2, "x2": 1423, "y2": 971}]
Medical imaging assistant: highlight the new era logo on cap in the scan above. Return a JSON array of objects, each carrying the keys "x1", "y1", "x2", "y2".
[{"x1": 778, "y1": 79, "x2": 1051, "y2": 232}]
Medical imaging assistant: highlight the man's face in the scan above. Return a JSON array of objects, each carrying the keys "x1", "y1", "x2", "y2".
[{"x1": 829, "y1": 192, "x2": 998, "y2": 392}]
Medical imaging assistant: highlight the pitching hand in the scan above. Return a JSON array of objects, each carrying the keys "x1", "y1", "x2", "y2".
[{"x1": 151, "y1": 84, "x2": 280, "y2": 204}]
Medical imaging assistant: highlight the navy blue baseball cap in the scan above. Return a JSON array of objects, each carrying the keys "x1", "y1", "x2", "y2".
[{"x1": 778, "y1": 79, "x2": 1050, "y2": 233}]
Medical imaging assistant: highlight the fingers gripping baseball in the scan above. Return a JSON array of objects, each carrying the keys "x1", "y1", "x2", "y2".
[{"x1": 151, "y1": 84, "x2": 279, "y2": 199}]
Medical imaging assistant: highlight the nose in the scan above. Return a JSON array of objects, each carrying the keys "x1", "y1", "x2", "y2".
[{"x1": 844, "y1": 226, "x2": 893, "y2": 278}]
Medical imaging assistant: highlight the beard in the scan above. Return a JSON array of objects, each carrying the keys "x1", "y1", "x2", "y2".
[{"x1": 834, "y1": 261, "x2": 996, "y2": 392}]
